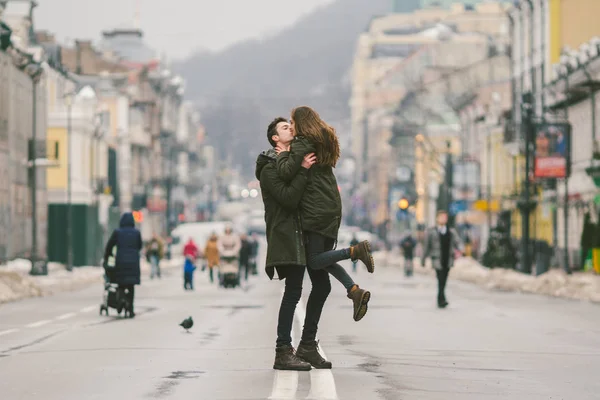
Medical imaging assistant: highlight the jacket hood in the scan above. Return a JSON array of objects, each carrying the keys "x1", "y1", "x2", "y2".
[
  {"x1": 255, "y1": 148, "x2": 277, "y2": 180},
  {"x1": 120, "y1": 212, "x2": 135, "y2": 228}
]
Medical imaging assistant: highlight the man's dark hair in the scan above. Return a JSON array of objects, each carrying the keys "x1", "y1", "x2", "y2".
[{"x1": 267, "y1": 117, "x2": 287, "y2": 148}]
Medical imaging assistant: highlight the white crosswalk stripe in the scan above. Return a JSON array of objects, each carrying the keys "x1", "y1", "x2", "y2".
[{"x1": 269, "y1": 290, "x2": 339, "y2": 400}]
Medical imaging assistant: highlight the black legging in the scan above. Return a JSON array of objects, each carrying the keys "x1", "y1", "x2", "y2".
[{"x1": 304, "y1": 231, "x2": 355, "y2": 291}]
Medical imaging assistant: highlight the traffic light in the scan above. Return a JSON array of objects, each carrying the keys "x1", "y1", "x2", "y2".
[{"x1": 397, "y1": 198, "x2": 409, "y2": 210}]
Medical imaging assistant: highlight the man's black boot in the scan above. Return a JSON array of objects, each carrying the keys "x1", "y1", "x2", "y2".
[
  {"x1": 273, "y1": 345, "x2": 311, "y2": 371},
  {"x1": 297, "y1": 340, "x2": 332, "y2": 369}
]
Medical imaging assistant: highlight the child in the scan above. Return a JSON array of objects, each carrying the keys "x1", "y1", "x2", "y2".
[{"x1": 184, "y1": 256, "x2": 197, "y2": 290}]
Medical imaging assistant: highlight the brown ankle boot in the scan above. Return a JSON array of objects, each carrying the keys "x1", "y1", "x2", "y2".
[
  {"x1": 347, "y1": 285, "x2": 371, "y2": 321},
  {"x1": 273, "y1": 345, "x2": 312, "y2": 371},
  {"x1": 350, "y1": 241, "x2": 375, "y2": 273},
  {"x1": 296, "y1": 340, "x2": 332, "y2": 369}
]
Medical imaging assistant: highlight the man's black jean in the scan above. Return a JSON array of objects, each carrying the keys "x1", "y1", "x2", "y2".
[
  {"x1": 436, "y1": 266, "x2": 449, "y2": 302},
  {"x1": 276, "y1": 265, "x2": 331, "y2": 347}
]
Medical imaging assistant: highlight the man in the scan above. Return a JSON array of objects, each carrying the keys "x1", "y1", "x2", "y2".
[
  {"x1": 239, "y1": 233, "x2": 253, "y2": 282},
  {"x1": 249, "y1": 233, "x2": 259, "y2": 275},
  {"x1": 400, "y1": 233, "x2": 417, "y2": 277},
  {"x1": 421, "y1": 210, "x2": 464, "y2": 308},
  {"x1": 256, "y1": 116, "x2": 328, "y2": 371}
]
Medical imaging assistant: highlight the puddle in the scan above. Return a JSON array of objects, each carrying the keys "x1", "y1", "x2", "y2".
[{"x1": 148, "y1": 371, "x2": 204, "y2": 398}]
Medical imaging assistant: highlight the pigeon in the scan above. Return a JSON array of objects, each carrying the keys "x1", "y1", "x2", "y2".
[{"x1": 180, "y1": 316, "x2": 193, "y2": 332}]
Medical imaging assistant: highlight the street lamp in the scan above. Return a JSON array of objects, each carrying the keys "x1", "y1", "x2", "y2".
[
  {"x1": 25, "y1": 60, "x2": 43, "y2": 276},
  {"x1": 65, "y1": 93, "x2": 74, "y2": 271},
  {"x1": 61, "y1": 87, "x2": 83, "y2": 271}
]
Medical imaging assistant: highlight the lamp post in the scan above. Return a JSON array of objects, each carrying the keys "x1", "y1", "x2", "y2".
[
  {"x1": 26, "y1": 59, "x2": 43, "y2": 275},
  {"x1": 66, "y1": 94, "x2": 73, "y2": 271},
  {"x1": 29, "y1": 72, "x2": 38, "y2": 275}
]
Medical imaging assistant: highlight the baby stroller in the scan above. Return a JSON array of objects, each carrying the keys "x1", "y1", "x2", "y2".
[
  {"x1": 219, "y1": 256, "x2": 240, "y2": 288},
  {"x1": 100, "y1": 251, "x2": 134, "y2": 318},
  {"x1": 99, "y1": 278, "x2": 133, "y2": 318}
]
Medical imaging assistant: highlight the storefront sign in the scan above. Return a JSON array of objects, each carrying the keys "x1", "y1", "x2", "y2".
[{"x1": 534, "y1": 122, "x2": 571, "y2": 178}]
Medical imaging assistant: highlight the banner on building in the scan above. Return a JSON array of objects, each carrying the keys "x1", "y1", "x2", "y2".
[{"x1": 533, "y1": 122, "x2": 571, "y2": 179}]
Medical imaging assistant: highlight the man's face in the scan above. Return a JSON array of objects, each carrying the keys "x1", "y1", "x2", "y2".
[
  {"x1": 275, "y1": 121, "x2": 294, "y2": 145},
  {"x1": 437, "y1": 212, "x2": 448, "y2": 226}
]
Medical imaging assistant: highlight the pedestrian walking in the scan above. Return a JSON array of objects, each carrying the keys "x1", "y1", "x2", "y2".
[
  {"x1": 350, "y1": 235, "x2": 359, "y2": 273},
  {"x1": 239, "y1": 233, "x2": 253, "y2": 282},
  {"x1": 146, "y1": 233, "x2": 164, "y2": 279},
  {"x1": 249, "y1": 233, "x2": 259, "y2": 275},
  {"x1": 400, "y1": 234, "x2": 417, "y2": 277},
  {"x1": 103, "y1": 212, "x2": 142, "y2": 317},
  {"x1": 276, "y1": 106, "x2": 375, "y2": 323},
  {"x1": 421, "y1": 210, "x2": 464, "y2": 308},
  {"x1": 183, "y1": 238, "x2": 200, "y2": 259},
  {"x1": 204, "y1": 233, "x2": 220, "y2": 283},
  {"x1": 257, "y1": 117, "x2": 317, "y2": 370}
]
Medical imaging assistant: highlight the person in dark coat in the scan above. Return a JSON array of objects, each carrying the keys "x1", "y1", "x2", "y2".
[
  {"x1": 104, "y1": 212, "x2": 143, "y2": 317},
  {"x1": 239, "y1": 234, "x2": 253, "y2": 282},
  {"x1": 256, "y1": 117, "x2": 316, "y2": 371},
  {"x1": 400, "y1": 234, "x2": 417, "y2": 277}
]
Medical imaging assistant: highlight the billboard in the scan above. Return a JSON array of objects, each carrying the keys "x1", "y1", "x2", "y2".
[{"x1": 534, "y1": 122, "x2": 571, "y2": 179}]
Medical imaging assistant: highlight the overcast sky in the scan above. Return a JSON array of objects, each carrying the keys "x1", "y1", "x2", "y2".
[{"x1": 34, "y1": 0, "x2": 334, "y2": 60}]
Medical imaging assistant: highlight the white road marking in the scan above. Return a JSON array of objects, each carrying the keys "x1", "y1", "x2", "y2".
[
  {"x1": 0, "y1": 328, "x2": 19, "y2": 337},
  {"x1": 270, "y1": 288, "x2": 300, "y2": 400},
  {"x1": 295, "y1": 300, "x2": 339, "y2": 400},
  {"x1": 56, "y1": 312, "x2": 76, "y2": 321},
  {"x1": 26, "y1": 320, "x2": 51, "y2": 328},
  {"x1": 269, "y1": 290, "x2": 339, "y2": 400},
  {"x1": 79, "y1": 306, "x2": 95, "y2": 313},
  {"x1": 268, "y1": 371, "x2": 299, "y2": 400}
]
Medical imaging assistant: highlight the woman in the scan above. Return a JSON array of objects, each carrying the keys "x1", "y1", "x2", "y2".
[
  {"x1": 276, "y1": 105, "x2": 374, "y2": 322},
  {"x1": 204, "y1": 233, "x2": 220, "y2": 283},
  {"x1": 103, "y1": 212, "x2": 143, "y2": 317}
]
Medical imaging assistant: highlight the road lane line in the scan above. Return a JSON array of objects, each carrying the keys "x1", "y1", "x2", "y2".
[
  {"x1": 56, "y1": 312, "x2": 76, "y2": 321},
  {"x1": 268, "y1": 371, "x2": 299, "y2": 400},
  {"x1": 79, "y1": 306, "x2": 96, "y2": 313},
  {"x1": 26, "y1": 320, "x2": 51, "y2": 328},
  {"x1": 0, "y1": 328, "x2": 19, "y2": 337},
  {"x1": 295, "y1": 300, "x2": 338, "y2": 400}
]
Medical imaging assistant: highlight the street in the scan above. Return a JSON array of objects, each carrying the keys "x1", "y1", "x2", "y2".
[{"x1": 1, "y1": 259, "x2": 599, "y2": 400}]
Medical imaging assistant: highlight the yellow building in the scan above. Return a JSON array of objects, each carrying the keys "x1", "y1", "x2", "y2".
[{"x1": 549, "y1": 0, "x2": 600, "y2": 65}]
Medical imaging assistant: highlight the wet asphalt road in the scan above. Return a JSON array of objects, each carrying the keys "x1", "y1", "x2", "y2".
[{"x1": 1, "y1": 259, "x2": 600, "y2": 400}]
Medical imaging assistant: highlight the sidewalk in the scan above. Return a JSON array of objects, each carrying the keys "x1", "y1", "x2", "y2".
[
  {"x1": 377, "y1": 250, "x2": 600, "y2": 303},
  {"x1": 0, "y1": 257, "x2": 182, "y2": 304}
]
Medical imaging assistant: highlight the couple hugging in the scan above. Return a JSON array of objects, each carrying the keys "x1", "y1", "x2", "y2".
[{"x1": 255, "y1": 106, "x2": 375, "y2": 371}]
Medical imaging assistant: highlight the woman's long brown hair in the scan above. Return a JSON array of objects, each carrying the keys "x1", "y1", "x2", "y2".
[{"x1": 291, "y1": 106, "x2": 340, "y2": 167}]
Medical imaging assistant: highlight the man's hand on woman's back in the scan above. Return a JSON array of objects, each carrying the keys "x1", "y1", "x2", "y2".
[{"x1": 301, "y1": 153, "x2": 316, "y2": 169}]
